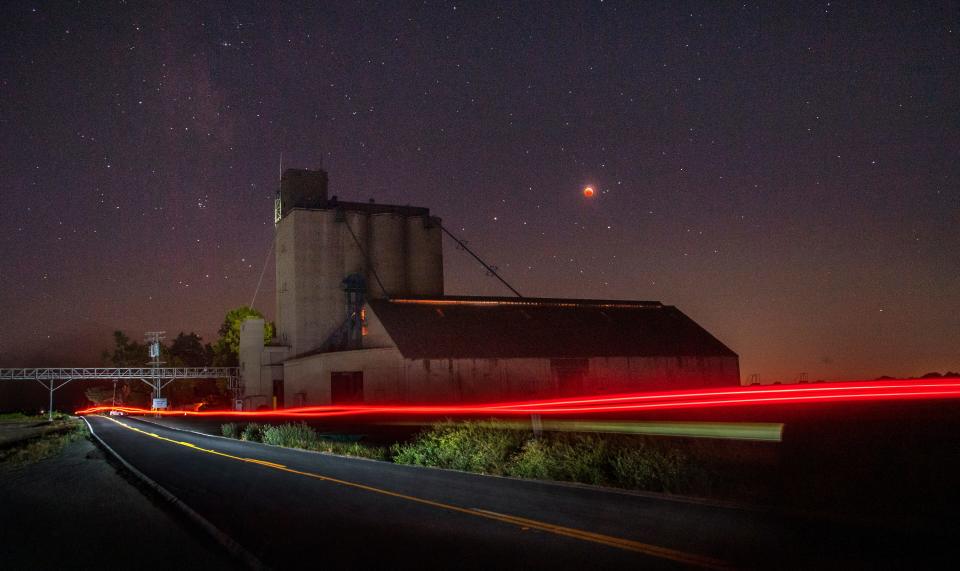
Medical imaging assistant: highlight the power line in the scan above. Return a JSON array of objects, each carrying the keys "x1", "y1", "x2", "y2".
[
  {"x1": 249, "y1": 238, "x2": 275, "y2": 310},
  {"x1": 439, "y1": 224, "x2": 522, "y2": 298}
]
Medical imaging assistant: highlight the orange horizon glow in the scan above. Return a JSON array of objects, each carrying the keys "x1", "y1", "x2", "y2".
[{"x1": 74, "y1": 378, "x2": 960, "y2": 418}]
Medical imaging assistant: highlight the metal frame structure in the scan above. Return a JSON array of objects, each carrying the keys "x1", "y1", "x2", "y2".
[{"x1": 0, "y1": 368, "x2": 240, "y2": 420}]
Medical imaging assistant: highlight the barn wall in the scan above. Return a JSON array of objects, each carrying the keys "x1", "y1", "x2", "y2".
[
  {"x1": 281, "y1": 350, "x2": 739, "y2": 406},
  {"x1": 588, "y1": 356, "x2": 740, "y2": 392},
  {"x1": 282, "y1": 348, "x2": 404, "y2": 407}
]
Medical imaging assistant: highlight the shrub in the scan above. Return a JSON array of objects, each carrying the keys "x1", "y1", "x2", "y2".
[
  {"x1": 262, "y1": 422, "x2": 318, "y2": 449},
  {"x1": 221, "y1": 423, "x2": 239, "y2": 439},
  {"x1": 503, "y1": 438, "x2": 551, "y2": 480},
  {"x1": 391, "y1": 420, "x2": 527, "y2": 474},
  {"x1": 240, "y1": 422, "x2": 267, "y2": 442},
  {"x1": 225, "y1": 421, "x2": 386, "y2": 459},
  {"x1": 609, "y1": 438, "x2": 692, "y2": 493},
  {"x1": 393, "y1": 421, "x2": 704, "y2": 494},
  {"x1": 507, "y1": 434, "x2": 609, "y2": 485}
]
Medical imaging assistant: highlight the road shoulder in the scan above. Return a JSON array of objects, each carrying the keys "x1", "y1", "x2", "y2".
[{"x1": 0, "y1": 436, "x2": 236, "y2": 570}]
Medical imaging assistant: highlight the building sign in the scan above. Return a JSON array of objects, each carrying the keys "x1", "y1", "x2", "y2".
[{"x1": 152, "y1": 398, "x2": 168, "y2": 409}]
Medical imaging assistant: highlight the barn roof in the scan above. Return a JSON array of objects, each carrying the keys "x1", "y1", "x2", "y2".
[{"x1": 367, "y1": 296, "x2": 737, "y2": 360}]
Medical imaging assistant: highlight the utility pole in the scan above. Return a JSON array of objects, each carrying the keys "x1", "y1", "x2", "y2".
[{"x1": 145, "y1": 331, "x2": 165, "y2": 404}]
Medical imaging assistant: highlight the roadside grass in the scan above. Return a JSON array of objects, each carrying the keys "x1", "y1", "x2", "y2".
[
  {"x1": 0, "y1": 411, "x2": 71, "y2": 423},
  {"x1": 220, "y1": 419, "x2": 715, "y2": 493},
  {"x1": 394, "y1": 421, "x2": 707, "y2": 493},
  {"x1": 0, "y1": 418, "x2": 89, "y2": 466},
  {"x1": 222, "y1": 422, "x2": 388, "y2": 460},
  {"x1": 310, "y1": 439, "x2": 389, "y2": 460},
  {"x1": 391, "y1": 420, "x2": 527, "y2": 474}
]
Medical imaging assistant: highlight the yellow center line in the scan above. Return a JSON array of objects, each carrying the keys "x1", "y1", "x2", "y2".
[
  {"x1": 98, "y1": 415, "x2": 731, "y2": 570},
  {"x1": 246, "y1": 459, "x2": 287, "y2": 469}
]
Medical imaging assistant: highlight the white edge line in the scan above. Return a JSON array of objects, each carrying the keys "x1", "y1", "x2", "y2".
[{"x1": 83, "y1": 416, "x2": 268, "y2": 571}]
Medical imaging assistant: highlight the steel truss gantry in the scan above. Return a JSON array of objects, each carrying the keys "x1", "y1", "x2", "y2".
[{"x1": 0, "y1": 367, "x2": 240, "y2": 420}]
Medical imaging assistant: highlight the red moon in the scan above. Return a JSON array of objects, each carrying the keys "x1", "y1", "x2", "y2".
[{"x1": 583, "y1": 186, "x2": 595, "y2": 198}]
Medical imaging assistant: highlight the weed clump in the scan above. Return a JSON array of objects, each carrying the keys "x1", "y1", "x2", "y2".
[
  {"x1": 609, "y1": 440, "x2": 695, "y2": 493},
  {"x1": 506, "y1": 434, "x2": 609, "y2": 486},
  {"x1": 220, "y1": 422, "x2": 239, "y2": 439},
  {"x1": 240, "y1": 422, "x2": 267, "y2": 443},
  {"x1": 391, "y1": 421, "x2": 527, "y2": 474},
  {"x1": 312, "y1": 439, "x2": 389, "y2": 460},
  {"x1": 262, "y1": 422, "x2": 318, "y2": 448}
]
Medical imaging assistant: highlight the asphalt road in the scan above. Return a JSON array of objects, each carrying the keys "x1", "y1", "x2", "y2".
[
  {"x1": 84, "y1": 415, "x2": 945, "y2": 570},
  {"x1": 0, "y1": 437, "x2": 233, "y2": 570}
]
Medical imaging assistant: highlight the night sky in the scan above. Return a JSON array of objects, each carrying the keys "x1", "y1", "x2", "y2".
[{"x1": 1, "y1": 2, "x2": 957, "y2": 382}]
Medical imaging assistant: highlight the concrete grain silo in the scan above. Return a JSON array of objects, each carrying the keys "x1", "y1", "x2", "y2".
[
  {"x1": 271, "y1": 167, "x2": 443, "y2": 359},
  {"x1": 312, "y1": 209, "x2": 344, "y2": 349},
  {"x1": 340, "y1": 209, "x2": 368, "y2": 277},
  {"x1": 368, "y1": 212, "x2": 407, "y2": 298},
  {"x1": 275, "y1": 208, "x2": 344, "y2": 356},
  {"x1": 406, "y1": 215, "x2": 444, "y2": 296}
]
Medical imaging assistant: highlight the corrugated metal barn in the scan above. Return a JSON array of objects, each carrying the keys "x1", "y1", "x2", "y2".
[
  {"x1": 244, "y1": 296, "x2": 739, "y2": 407},
  {"x1": 238, "y1": 168, "x2": 740, "y2": 409}
]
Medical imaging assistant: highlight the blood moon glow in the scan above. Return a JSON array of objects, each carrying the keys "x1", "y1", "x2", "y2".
[{"x1": 582, "y1": 185, "x2": 595, "y2": 198}]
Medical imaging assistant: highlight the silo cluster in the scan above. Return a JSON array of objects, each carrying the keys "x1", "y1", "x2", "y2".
[
  {"x1": 273, "y1": 168, "x2": 444, "y2": 356},
  {"x1": 354, "y1": 211, "x2": 444, "y2": 299}
]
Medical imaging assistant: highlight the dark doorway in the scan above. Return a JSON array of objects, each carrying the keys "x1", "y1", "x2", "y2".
[
  {"x1": 272, "y1": 379, "x2": 284, "y2": 409},
  {"x1": 550, "y1": 358, "x2": 589, "y2": 396},
  {"x1": 331, "y1": 371, "x2": 364, "y2": 404}
]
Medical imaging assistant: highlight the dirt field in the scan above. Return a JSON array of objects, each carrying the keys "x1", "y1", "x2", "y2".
[{"x1": 0, "y1": 415, "x2": 76, "y2": 448}]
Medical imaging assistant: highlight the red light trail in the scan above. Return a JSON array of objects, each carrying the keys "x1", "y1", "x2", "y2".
[{"x1": 75, "y1": 379, "x2": 960, "y2": 418}]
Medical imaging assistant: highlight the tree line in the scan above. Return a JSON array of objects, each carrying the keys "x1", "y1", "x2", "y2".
[{"x1": 85, "y1": 307, "x2": 275, "y2": 409}]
